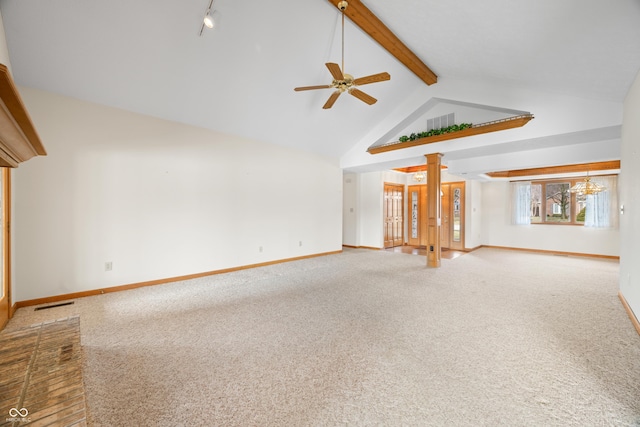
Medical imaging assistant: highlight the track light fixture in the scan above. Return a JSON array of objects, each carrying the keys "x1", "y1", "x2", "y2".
[
  {"x1": 204, "y1": 13, "x2": 214, "y2": 29},
  {"x1": 199, "y1": 0, "x2": 216, "y2": 36}
]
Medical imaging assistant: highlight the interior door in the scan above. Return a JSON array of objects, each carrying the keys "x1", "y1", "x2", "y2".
[
  {"x1": 392, "y1": 186, "x2": 404, "y2": 246},
  {"x1": 384, "y1": 183, "x2": 404, "y2": 248},
  {"x1": 0, "y1": 168, "x2": 10, "y2": 330},
  {"x1": 384, "y1": 185, "x2": 393, "y2": 248}
]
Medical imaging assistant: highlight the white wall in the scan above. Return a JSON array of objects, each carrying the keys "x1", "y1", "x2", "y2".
[
  {"x1": 620, "y1": 70, "x2": 640, "y2": 317},
  {"x1": 465, "y1": 179, "x2": 483, "y2": 249},
  {"x1": 342, "y1": 173, "x2": 358, "y2": 246},
  {"x1": 12, "y1": 88, "x2": 342, "y2": 302},
  {"x1": 358, "y1": 172, "x2": 385, "y2": 248},
  {"x1": 481, "y1": 181, "x2": 619, "y2": 256},
  {"x1": 0, "y1": 10, "x2": 12, "y2": 73}
]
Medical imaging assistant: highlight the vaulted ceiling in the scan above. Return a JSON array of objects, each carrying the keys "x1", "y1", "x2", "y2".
[{"x1": 1, "y1": 0, "x2": 639, "y2": 179}]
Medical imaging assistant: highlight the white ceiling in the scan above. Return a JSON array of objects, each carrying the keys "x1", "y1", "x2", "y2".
[{"x1": 1, "y1": 0, "x2": 639, "y2": 178}]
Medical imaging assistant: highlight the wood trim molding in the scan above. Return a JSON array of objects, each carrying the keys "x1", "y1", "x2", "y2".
[
  {"x1": 486, "y1": 160, "x2": 621, "y2": 178},
  {"x1": 368, "y1": 115, "x2": 534, "y2": 154},
  {"x1": 327, "y1": 0, "x2": 437, "y2": 86},
  {"x1": 481, "y1": 245, "x2": 619, "y2": 260},
  {"x1": 3, "y1": 169, "x2": 11, "y2": 321},
  {"x1": 10, "y1": 302, "x2": 17, "y2": 318},
  {"x1": 13, "y1": 250, "x2": 342, "y2": 310},
  {"x1": 2, "y1": 295, "x2": 17, "y2": 330},
  {"x1": 394, "y1": 165, "x2": 448, "y2": 174},
  {"x1": 0, "y1": 64, "x2": 46, "y2": 167},
  {"x1": 619, "y1": 292, "x2": 640, "y2": 337},
  {"x1": 343, "y1": 245, "x2": 381, "y2": 250}
]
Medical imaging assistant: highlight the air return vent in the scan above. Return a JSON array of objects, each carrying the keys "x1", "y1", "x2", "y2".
[{"x1": 427, "y1": 113, "x2": 455, "y2": 132}]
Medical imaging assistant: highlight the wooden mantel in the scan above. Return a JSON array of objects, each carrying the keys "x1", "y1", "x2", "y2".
[
  {"x1": 0, "y1": 64, "x2": 46, "y2": 167},
  {"x1": 368, "y1": 114, "x2": 534, "y2": 155}
]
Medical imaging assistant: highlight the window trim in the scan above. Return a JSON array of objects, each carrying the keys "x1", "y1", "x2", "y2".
[{"x1": 515, "y1": 176, "x2": 614, "y2": 226}]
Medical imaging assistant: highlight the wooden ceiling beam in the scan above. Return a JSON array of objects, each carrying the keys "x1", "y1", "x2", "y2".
[
  {"x1": 485, "y1": 161, "x2": 621, "y2": 178},
  {"x1": 327, "y1": 0, "x2": 437, "y2": 86}
]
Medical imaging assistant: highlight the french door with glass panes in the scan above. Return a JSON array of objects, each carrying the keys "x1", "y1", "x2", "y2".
[{"x1": 407, "y1": 181, "x2": 465, "y2": 251}]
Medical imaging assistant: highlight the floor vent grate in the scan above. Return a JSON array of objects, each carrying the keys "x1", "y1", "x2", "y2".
[{"x1": 34, "y1": 301, "x2": 75, "y2": 311}]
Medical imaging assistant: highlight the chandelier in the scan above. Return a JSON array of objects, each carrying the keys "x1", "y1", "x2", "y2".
[{"x1": 569, "y1": 175, "x2": 605, "y2": 195}]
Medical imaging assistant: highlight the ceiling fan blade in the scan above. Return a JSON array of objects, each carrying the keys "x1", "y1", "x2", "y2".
[
  {"x1": 326, "y1": 63, "x2": 344, "y2": 81},
  {"x1": 349, "y1": 88, "x2": 377, "y2": 105},
  {"x1": 323, "y1": 91, "x2": 341, "y2": 109},
  {"x1": 294, "y1": 84, "x2": 332, "y2": 92},
  {"x1": 353, "y1": 72, "x2": 391, "y2": 86}
]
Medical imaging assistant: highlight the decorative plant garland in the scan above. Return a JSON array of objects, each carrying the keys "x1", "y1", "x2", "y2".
[{"x1": 398, "y1": 123, "x2": 473, "y2": 142}]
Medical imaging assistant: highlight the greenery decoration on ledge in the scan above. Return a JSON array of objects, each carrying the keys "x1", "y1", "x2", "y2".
[
  {"x1": 368, "y1": 114, "x2": 534, "y2": 154},
  {"x1": 398, "y1": 123, "x2": 473, "y2": 142}
]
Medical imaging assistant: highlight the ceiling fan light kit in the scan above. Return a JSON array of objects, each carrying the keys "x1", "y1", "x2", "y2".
[{"x1": 294, "y1": 0, "x2": 390, "y2": 109}]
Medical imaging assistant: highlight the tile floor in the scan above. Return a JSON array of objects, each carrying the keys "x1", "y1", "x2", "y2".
[{"x1": 0, "y1": 316, "x2": 87, "y2": 427}]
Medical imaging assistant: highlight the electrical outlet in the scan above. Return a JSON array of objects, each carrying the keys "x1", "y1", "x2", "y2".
[
  {"x1": 299, "y1": 241, "x2": 302, "y2": 247},
  {"x1": 105, "y1": 261, "x2": 113, "y2": 271},
  {"x1": 259, "y1": 246, "x2": 263, "y2": 253}
]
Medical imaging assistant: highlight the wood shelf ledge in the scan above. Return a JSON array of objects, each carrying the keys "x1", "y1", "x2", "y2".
[{"x1": 367, "y1": 114, "x2": 534, "y2": 155}]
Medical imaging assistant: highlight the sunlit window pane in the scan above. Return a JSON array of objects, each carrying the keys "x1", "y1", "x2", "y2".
[
  {"x1": 545, "y1": 182, "x2": 571, "y2": 222},
  {"x1": 530, "y1": 184, "x2": 542, "y2": 223}
]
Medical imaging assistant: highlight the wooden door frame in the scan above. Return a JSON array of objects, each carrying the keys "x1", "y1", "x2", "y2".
[{"x1": 0, "y1": 168, "x2": 11, "y2": 330}]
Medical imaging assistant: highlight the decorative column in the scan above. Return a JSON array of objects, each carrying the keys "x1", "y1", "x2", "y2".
[{"x1": 426, "y1": 153, "x2": 442, "y2": 268}]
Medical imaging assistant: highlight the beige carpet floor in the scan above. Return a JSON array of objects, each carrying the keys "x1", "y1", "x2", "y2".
[{"x1": 4, "y1": 248, "x2": 640, "y2": 426}]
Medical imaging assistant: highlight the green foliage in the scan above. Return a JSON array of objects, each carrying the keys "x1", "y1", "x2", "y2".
[
  {"x1": 398, "y1": 123, "x2": 473, "y2": 142},
  {"x1": 577, "y1": 207, "x2": 586, "y2": 222}
]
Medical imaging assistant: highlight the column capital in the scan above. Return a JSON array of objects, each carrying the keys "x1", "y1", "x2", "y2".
[{"x1": 425, "y1": 153, "x2": 444, "y2": 163}]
